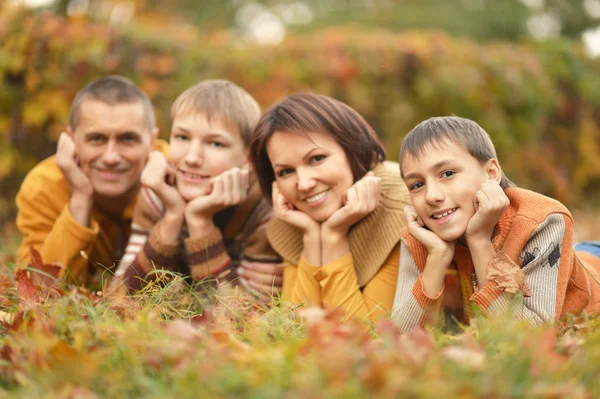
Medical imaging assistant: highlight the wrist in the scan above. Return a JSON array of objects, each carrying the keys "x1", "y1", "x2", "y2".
[
  {"x1": 186, "y1": 215, "x2": 216, "y2": 237},
  {"x1": 69, "y1": 193, "x2": 93, "y2": 227},
  {"x1": 158, "y1": 214, "x2": 185, "y2": 245}
]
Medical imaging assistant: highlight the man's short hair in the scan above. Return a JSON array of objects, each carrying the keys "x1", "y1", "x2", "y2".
[
  {"x1": 69, "y1": 75, "x2": 156, "y2": 130},
  {"x1": 249, "y1": 92, "x2": 386, "y2": 202},
  {"x1": 170, "y1": 79, "x2": 261, "y2": 145},
  {"x1": 399, "y1": 116, "x2": 514, "y2": 189}
]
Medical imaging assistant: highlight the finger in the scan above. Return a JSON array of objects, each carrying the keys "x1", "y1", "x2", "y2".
[
  {"x1": 474, "y1": 190, "x2": 489, "y2": 212},
  {"x1": 230, "y1": 168, "x2": 242, "y2": 204},
  {"x1": 241, "y1": 169, "x2": 250, "y2": 194},
  {"x1": 243, "y1": 276, "x2": 281, "y2": 295},
  {"x1": 240, "y1": 260, "x2": 283, "y2": 276},
  {"x1": 238, "y1": 266, "x2": 283, "y2": 288}
]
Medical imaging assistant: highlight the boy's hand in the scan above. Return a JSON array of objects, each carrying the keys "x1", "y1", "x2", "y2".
[
  {"x1": 185, "y1": 167, "x2": 250, "y2": 222},
  {"x1": 321, "y1": 172, "x2": 381, "y2": 238},
  {"x1": 55, "y1": 132, "x2": 93, "y2": 226},
  {"x1": 272, "y1": 182, "x2": 320, "y2": 235},
  {"x1": 465, "y1": 180, "x2": 509, "y2": 244},
  {"x1": 141, "y1": 151, "x2": 184, "y2": 215},
  {"x1": 405, "y1": 205, "x2": 455, "y2": 260}
]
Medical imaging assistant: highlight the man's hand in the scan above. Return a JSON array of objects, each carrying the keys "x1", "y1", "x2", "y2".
[
  {"x1": 465, "y1": 180, "x2": 509, "y2": 245},
  {"x1": 55, "y1": 132, "x2": 93, "y2": 226},
  {"x1": 141, "y1": 151, "x2": 185, "y2": 215},
  {"x1": 321, "y1": 172, "x2": 381, "y2": 238},
  {"x1": 238, "y1": 260, "x2": 283, "y2": 304}
]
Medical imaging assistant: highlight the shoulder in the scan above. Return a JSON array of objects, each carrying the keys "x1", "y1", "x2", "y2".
[
  {"x1": 505, "y1": 187, "x2": 571, "y2": 224},
  {"x1": 372, "y1": 161, "x2": 410, "y2": 211},
  {"x1": 17, "y1": 155, "x2": 69, "y2": 202}
]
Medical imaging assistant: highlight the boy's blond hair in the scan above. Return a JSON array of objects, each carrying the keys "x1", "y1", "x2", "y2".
[
  {"x1": 170, "y1": 79, "x2": 260, "y2": 145},
  {"x1": 399, "y1": 116, "x2": 514, "y2": 189}
]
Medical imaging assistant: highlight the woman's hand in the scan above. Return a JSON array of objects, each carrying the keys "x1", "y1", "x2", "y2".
[
  {"x1": 321, "y1": 172, "x2": 381, "y2": 238},
  {"x1": 272, "y1": 182, "x2": 320, "y2": 235}
]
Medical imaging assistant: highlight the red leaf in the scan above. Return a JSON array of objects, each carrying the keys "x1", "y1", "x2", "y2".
[
  {"x1": 28, "y1": 246, "x2": 63, "y2": 287},
  {"x1": 15, "y1": 270, "x2": 39, "y2": 307}
]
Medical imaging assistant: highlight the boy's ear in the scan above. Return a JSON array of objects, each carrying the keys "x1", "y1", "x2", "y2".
[{"x1": 485, "y1": 159, "x2": 503, "y2": 184}]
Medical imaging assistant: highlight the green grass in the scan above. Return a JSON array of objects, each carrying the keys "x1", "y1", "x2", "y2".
[{"x1": 1, "y1": 256, "x2": 600, "y2": 398}]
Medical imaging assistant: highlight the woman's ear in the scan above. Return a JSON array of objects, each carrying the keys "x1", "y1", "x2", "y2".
[{"x1": 485, "y1": 158, "x2": 503, "y2": 184}]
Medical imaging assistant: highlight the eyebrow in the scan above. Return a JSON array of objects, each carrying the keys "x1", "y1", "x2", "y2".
[
  {"x1": 273, "y1": 146, "x2": 321, "y2": 169},
  {"x1": 403, "y1": 160, "x2": 453, "y2": 180},
  {"x1": 172, "y1": 126, "x2": 233, "y2": 140}
]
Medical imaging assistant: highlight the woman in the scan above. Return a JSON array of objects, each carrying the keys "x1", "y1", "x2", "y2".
[{"x1": 249, "y1": 93, "x2": 410, "y2": 323}]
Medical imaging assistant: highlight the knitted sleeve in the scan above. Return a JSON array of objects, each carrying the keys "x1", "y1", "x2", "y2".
[
  {"x1": 391, "y1": 241, "x2": 444, "y2": 333},
  {"x1": 16, "y1": 183, "x2": 100, "y2": 285},
  {"x1": 470, "y1": 213, "x2": 585, "y2": 324},
  {"x1": 112, "y1": 187, "x2": 168, "y2": 291},
  {"x1": 184, "y1": 203, "x2": 280, "y2": 285}
]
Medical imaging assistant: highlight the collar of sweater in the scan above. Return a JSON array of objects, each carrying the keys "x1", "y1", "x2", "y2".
[{"x1": 266, "y1": 161, "x2": 410, "y2": 287}]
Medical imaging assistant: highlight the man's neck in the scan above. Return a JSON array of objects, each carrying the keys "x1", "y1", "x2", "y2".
[{"x1": 93, "y1": 185, "x2": 139, "y2": 219}]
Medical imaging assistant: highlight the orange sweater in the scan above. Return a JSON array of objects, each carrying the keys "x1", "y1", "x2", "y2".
[
  {"x1": 391, "y1": 187, "x2": 600, "y2": 332},
  {"x1": 15, "y1": 140, "x2": 168, "y2": 287}
]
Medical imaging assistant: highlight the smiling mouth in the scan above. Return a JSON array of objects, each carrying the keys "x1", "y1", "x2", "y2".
[
  {"x1": 305, "y1": 190, "x2": 329, "y2": 204},
  {"x1": 179, "y1": 170, "x2": 210, "y2": 180},
  {"x1": 432, "y1": 208, "x2": 457, "y2": 219}
]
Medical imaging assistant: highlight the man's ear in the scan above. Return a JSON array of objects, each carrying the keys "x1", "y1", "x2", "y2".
[
  {"x1": 66, "y1": 126, "x2": 75, "y2": 138},
  {"x1": 485, "y1": 158, "x2": 503, "y2": 184}
]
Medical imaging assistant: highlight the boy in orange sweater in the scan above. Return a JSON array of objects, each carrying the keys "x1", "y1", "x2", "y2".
[{"x1": 391, "y1": 116, "x2": 600, "y2": 332}]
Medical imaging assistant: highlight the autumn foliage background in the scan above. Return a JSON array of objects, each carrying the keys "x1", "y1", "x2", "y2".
[{"x1": 1, "y1": 2, "x2": 600, "y2": 397}]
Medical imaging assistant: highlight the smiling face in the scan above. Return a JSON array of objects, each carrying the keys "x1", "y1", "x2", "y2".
[
  {"x1": 401, "y1": 140, "x2": 497, "y2": 242},
  {"x1": 70, "y1": 99, "x2": 157, "y2": 200},
  {"x1": 168, "y1": 112, "x2": 247, "y2": 201},
  {"x1": 267, "y1": 130, "x2": 354, "y2": 222}
]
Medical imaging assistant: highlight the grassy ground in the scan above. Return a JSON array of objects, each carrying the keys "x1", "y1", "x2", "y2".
[{"x1": 0, "y1": 213, "x2": 599, "y2": 398}]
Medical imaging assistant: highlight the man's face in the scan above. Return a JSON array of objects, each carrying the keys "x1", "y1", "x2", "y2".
[{"x1": 70, "y1": 99, "x2": 157, "y2": 200}]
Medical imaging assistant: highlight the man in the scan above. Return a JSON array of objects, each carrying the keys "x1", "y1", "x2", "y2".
[{"x1": 16, "y1": 75, "x2": 166, "y2": 288}]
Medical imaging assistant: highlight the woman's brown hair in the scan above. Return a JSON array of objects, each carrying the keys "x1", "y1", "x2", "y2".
[{"x1": 249, "y1": 92, "x2": 386, "y2": 201}]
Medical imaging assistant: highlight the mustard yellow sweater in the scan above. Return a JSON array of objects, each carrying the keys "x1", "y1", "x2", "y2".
[
  {"x1": 267, "y1": 161, "x2": 411, "y2": 323},
  {"x1": 16, "y1": 140, "x2": 168, "y2": 287}
]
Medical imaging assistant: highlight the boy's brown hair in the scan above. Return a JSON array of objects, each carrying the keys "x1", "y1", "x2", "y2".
[
  {"x1": 69, "y1": 75, "x2": 156, "y2": 130},
  {"x1": 399, "y1": 116, "x2": 514, "y2": 189},
  {"x1": 171, "y1": 79, "x2": 260, "y2": 145},
  {"x1": 249, "y1": 92, "x2": 386, "y2": 201}
]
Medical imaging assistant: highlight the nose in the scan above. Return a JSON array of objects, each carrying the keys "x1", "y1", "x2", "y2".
[
  {"x1": 102, "y1": 140, "x2": 122, "y2": 165},
  {"x1": 296, "y1": 167, "x2": 317, "y2": 192},
  {"x1": 183, "y1": 140, "x2": 204, "y2": 166},
  {"x1": 425, "y1": 180, "x2": 445, "y2": 205}
]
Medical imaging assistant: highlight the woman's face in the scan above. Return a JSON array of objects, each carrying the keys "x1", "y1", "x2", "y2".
[{"x1": 267, "y1": 130, "x2": 354, "y2": 222}]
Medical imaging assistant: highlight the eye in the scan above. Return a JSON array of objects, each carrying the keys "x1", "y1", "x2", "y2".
[
  {"x1": 277, "y1": 168, "x2": 293, "y2": 177},
  {"x1": 173, "y1": 133, "x2": 189, "y2": 141},
  {"x1": 210, "y1": 141, "x2": 225, "y2": 147},
  {"x1": 409, "y1": 182, "x2": 424, "y2": 191},
  {"x1": 86, "y1": 135, "x2": 105, "y2": 144},
  {"x1": 310, "y1": 154, "x2": 326, "y2": 163},
  {"x1": 441, "y1": 170, "x2": 455, "y2": 178},
  {"x1": 121, "y1": 133, "x2": 141, "y2": 144}
]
